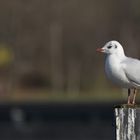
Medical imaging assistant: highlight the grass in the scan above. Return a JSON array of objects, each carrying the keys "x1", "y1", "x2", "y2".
[
  {"x1": 0, "y1": 79, "x2": 140, "y2": 104},
  {"x1": 0, "y1": 87, "x2": 126, "y2": 103}
]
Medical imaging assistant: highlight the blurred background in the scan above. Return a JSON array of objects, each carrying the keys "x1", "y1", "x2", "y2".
[{"x1": 0, "y1": 0, "x2": 140, "y2": 139}]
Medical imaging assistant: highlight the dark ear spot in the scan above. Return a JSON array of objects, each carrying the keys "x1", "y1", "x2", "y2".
[
  {"x1": 107, "y1": 46, "x2": 112, "y2": 49},
  {"x1": 115, "y1": 45, "x2": 117, "y2": 48}
]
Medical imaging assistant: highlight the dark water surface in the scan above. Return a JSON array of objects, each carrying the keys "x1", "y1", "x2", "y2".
[{"x1": 0, "y1": 102, "x2": 116, "y2": 140}]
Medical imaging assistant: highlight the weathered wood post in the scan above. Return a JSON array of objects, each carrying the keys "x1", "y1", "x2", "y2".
[{"x1": 115, "y1": 105, "x2": 140, "y2": 140}]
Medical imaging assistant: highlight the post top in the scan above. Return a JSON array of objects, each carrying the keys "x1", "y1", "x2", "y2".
[{"x1": 114, "y1": 104, "x2": 140, "y2": 109}]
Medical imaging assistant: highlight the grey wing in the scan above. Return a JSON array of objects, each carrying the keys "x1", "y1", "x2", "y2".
[{"x1": 122, "y1": 57, "x2": 140, "y2": 86}]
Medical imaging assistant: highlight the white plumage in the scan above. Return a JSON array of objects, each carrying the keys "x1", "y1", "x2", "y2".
[{"x1": 97, "y1": 40, "x2": 140, "y2": 105}]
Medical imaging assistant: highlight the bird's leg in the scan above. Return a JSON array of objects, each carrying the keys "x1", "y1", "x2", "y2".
[
  {"x1": 127, "y1": 88, "x2": 131, "y2": 104},
  {"x1": 132, "y1": 88, "x2": 137, "y2": 105}
]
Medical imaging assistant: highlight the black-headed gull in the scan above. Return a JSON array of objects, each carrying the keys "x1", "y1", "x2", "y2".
[{"x1": 97, "y1": 40, "x2": 140, "y2": 105}]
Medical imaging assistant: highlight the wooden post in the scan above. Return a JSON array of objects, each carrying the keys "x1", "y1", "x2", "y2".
[{"x1": 115, "y1": 105, "x2": 140, "y2": 140}]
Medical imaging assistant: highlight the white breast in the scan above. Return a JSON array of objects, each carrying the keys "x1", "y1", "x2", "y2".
[{"x1": 105, "y1": 55, "x2": 131, "y2": 88}]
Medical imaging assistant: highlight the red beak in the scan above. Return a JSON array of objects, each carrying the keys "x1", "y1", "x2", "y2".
[{"x1": 96, "y1": 48, "x2": 104, "y2": 52}]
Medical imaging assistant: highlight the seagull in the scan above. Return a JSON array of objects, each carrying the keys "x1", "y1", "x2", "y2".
[{"x1": 96, "y1": 40, "x2": 140, "y2": 105}]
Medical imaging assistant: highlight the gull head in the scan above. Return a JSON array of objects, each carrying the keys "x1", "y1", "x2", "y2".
[{"x1": 97, "y1": 40, "x2": 125, "y2": 56}]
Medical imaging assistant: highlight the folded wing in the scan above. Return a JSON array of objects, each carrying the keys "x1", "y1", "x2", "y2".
[{"x1": 122, "y1": 57, "x2": 140, "y2": 87}]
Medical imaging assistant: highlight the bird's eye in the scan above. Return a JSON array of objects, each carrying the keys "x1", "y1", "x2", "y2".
[
  {"x1": 107, "y1": 46, "x2": 112, "y2": 49},
  {"x1": 115, "y1": 45, "x2": 117, "y2": 48}
]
